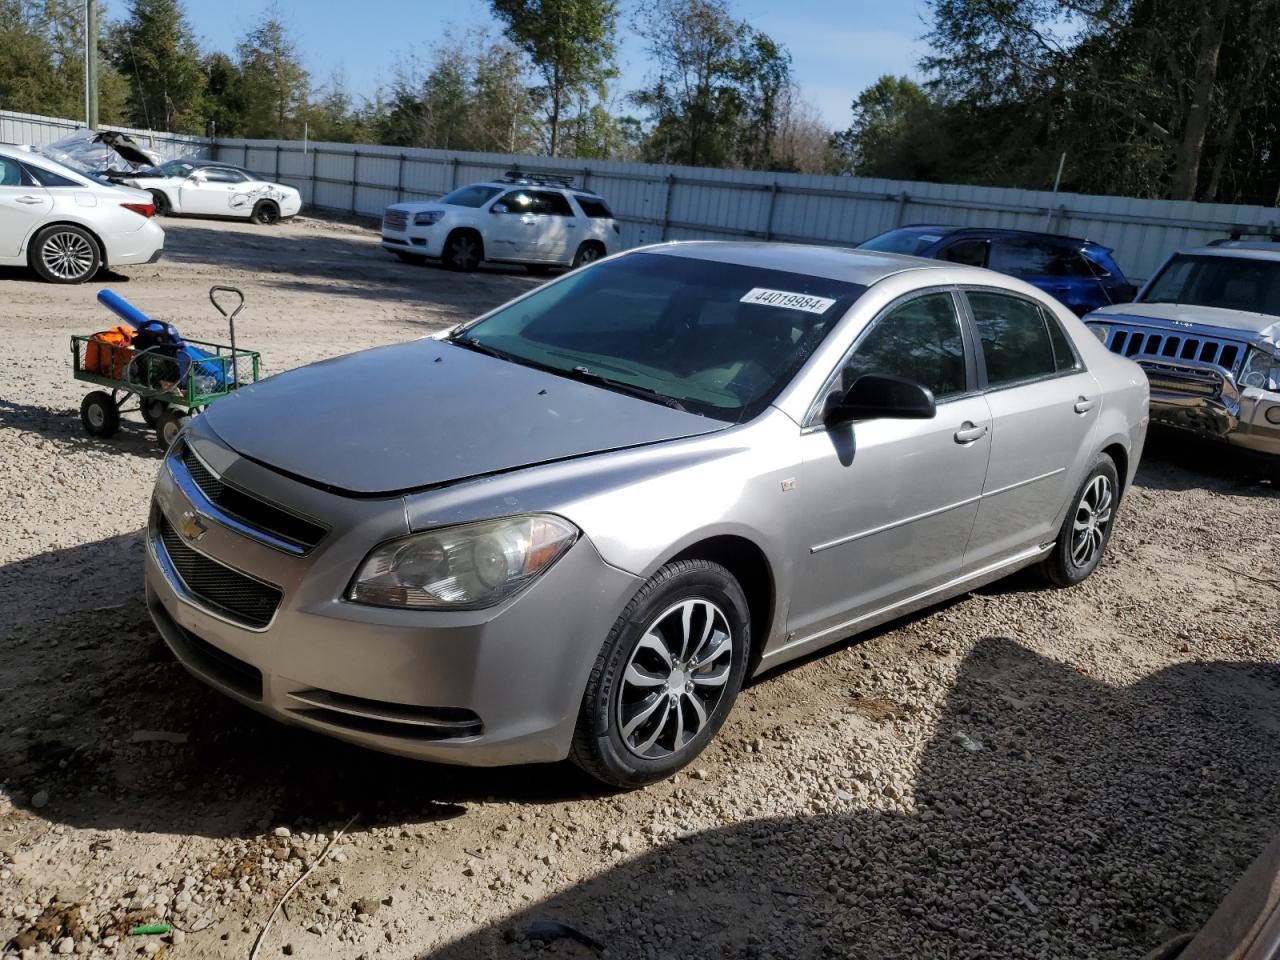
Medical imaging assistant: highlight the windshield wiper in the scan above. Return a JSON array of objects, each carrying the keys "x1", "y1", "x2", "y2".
[
  {"x1": 446, "y1": 333, "x2": 512, "y2": 361},
  {"x1": 561, "y1": 365, "x2": 688, "y2": 412}
]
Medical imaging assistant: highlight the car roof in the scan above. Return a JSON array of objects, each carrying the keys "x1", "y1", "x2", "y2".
[
  {"x1": 475, "y1": 180, "x2": 605, "y2": 200},
  {"x1": 895, "y1": 223, "x2": 1098, "y2": 247},
  {"x1": 1179, "y1": 245, "x2": 1280, "y2": 261},
  {"x1": 640, "y1": 240, "x2": 949, "y2": 285}
]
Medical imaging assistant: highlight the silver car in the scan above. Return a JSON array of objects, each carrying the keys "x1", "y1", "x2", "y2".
[{"x1": 145, "y1": 242, "x2": 1149, "y2": 787}]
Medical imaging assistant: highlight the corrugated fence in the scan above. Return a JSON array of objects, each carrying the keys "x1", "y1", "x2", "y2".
[
  {"x1": 0, "y1": 109, "x2": 209, "y2": 163},
  {"x1": 5, "y1": 109, "x2": 1278, "y2": 280}
]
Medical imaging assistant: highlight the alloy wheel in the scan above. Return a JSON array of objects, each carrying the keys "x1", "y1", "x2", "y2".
[
  {"x1": 616, "y1": 598, "x2": 734, "y2": 760},
  {"x1": 41, "y1": 231, "x2": 95, "y2": 281},
  {"x1": 1071, "y1": 473, "x2": 1113, "y2": 567},
  {"x1": 450, "y1": 237, "x2": 479, "y2": 269}
]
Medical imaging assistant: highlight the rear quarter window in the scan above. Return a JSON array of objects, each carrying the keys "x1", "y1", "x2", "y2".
[{"x1": 574, "y1": 195, "x2": 614, "y2": 218}]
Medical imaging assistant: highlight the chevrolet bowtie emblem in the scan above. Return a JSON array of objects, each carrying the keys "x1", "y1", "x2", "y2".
[{"x1": 179, "y1": 511, "x2": 208, "y2": 542}]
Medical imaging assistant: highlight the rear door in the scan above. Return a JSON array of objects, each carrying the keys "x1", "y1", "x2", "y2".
[
  {"x1": 533, "y1": 190, "x2": 579, "y2": 263},
  {"x1": 988, "y1": 237, "x2": 1100, "y2": 315},
  {"x1": 959, "y1": 288, "x2": 1100, "y2": 570},
  {"x1": 0, "y1": 156, "x2": 52, "y2": 257},
  {"x1": 788, "y1": 289, "x2": 993, "y2": 641}
]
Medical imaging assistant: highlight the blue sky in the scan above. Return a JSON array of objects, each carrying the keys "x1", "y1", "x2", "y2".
[{"x1": 101, "y1": 0, "x2": 931, "y2": 129}]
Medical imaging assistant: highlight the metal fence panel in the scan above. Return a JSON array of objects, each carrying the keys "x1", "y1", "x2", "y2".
[{"x1": 6, "y1": 110, "x2": 1279, "y2": 281}]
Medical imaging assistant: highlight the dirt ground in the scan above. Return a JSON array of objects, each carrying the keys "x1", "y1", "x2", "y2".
[{"x1": 2, "y1": 215, "x2": 1279, "y2": 960}]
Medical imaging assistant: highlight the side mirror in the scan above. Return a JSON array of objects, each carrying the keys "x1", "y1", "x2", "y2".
[
  {"x1": 490, "y1": 203, "x2": 509, "y2": 214},
  {"x1": 188, "y1": 172, "x2": 205, "y2": 183},
  {"x1": 825, "y1": 373, "x2": 936, "y2": 426}
]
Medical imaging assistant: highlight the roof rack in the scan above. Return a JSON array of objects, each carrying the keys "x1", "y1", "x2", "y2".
[{"x1": 501, "y1": 169, "x2": 575, "y2": 189}]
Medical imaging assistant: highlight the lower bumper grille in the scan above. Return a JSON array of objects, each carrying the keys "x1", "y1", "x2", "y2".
[
  {"x1": 158, "y1": 513, "x2": 283, "y2": 629},
  {"x1": 286, "y1": 687, "x2": 482, "y2": 741},
  {"x1": 150, "y1": 599, "x2": 263, "y2": 701}
]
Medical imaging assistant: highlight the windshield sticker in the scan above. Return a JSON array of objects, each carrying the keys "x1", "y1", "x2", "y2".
[
  {"x1": 917, "y1": 234, "x2": 943, "y2": 244},
  {"x1": 739, "y1": 288, "x2": 837, "y2": 314}
]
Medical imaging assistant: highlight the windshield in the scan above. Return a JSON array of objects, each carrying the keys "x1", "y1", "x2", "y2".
[
  {"x1": 452, "y1": 252, "x2": 865, "y2": 421},
  {"x1": 158, "y1": 160, "x2": 198, "y2": 177},
  {"x1": 859, "y1": 228, "x2": 949, "y2": 256},
  {"x1": 440, "y1": 185, "x2": 503, "y2": 208},
  {"x1": 1142, "y1": 254, "x2": 1280, "y2": 316}
]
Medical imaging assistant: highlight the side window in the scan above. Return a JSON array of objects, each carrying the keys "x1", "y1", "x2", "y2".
[
  {"x1": 497, "y1": 190, "x2": 535, "y2": 213},
  {"x1": 201, "y1": 167, "x2": 247, "y2": 183},
  {"x1": 937, "y1": 239, "x2": 989, "y2": 268},
  {"x1": 0, "y1": 157, "x2": 28, "y2": 187},
  {"x1": 839, "y1": 292, "x2": 967, "y2": 401},
  {"x1": 968, "y1": 291, "x2": 1057, "y2": 387},
  {"x1": 574, "y1": 195, "x2": 613, "y2": 218},
  {"x1": 534, "y1": 191, "x2": 574, "y2": 216},
  {"x1": 1042, "y1": 307, "x2": 1081, "y2": 372},
  {"x1": 24, "y1": 164, "x2": 79, "y2": 187},
  {"x1": 990, "y1": 239, "x2": 1090, "y2": 277}
]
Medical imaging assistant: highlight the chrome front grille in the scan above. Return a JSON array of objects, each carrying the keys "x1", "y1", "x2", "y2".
[
  {"x1": 157, "y1": 512, "x2": 283, "y2": 629},
  {"x1": 177, "y1": 442, "x2": 325, "y2": 553},
  {"x1": 1103, "y1": 324, "x2": 1245, "y2": 374},
  {"x1": 383, "y1": 209, "x2": 409, "y2": 232}
]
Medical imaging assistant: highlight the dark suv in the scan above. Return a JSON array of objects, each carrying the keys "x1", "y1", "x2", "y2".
[{"x1": 859, "y1": 226, "x2": 1136, "y2": 316}]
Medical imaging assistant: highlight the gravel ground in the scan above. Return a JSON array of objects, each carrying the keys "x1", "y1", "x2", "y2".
[{"x1": 2, "y1": 215, "x2": 1279, "y2": 960}]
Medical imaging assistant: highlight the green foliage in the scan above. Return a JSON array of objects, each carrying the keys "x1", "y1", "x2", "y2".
[
  {"x1": 489, "y1": 0, "x2": 619, "y2": 155},
  {"x1": 105, "y1": 0, "x2": 205, "y2": 133},
  {"x1": 631, "y1": 0, "x2": 797, "y2": 168},
  {"x1": 235, "y1": 12, "x2": 310, "y2": 139}
]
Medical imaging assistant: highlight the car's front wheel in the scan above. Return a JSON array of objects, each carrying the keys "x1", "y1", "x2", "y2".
[
  {"x1": 571, "y1": 559, "x2": 749, "y2": 788},
  {"x1": 1040, "y1": 452, "x2": 1120, "y2": 586},
  {"x1": 443, "y1": 231, "x2": 482, "y2": 272}
]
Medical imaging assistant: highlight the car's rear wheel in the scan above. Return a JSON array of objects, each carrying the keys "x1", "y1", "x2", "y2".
[
  {"x1": 1040, "y1": 452, "x2": 1119, "y2": 586},
  {"x1": 443, "y1": 231, "x2": 482, "y2": 271},
  {"x1": 149, "y1": 190, "x2": 171, "y2": 216},
  {"x1": 31, "y1": 224, "x2": 101, "y2": 284},
  {"x1": 571, "y1": 241, "x2": 605, "y2": 269},
  {"x1": 80, "y1": 391, "x2": 119, "y2": 438},
  {"x1": 571, "y1": 559, "x2": 750, "y2": 788},
  {"x1": 251, "y1": 200, "x2": 280, "y2": 225}
]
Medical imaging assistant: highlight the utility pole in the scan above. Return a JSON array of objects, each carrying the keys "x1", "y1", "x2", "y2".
[{"x1": 85, "y1": 0, "x2": 99, "y2": 129}]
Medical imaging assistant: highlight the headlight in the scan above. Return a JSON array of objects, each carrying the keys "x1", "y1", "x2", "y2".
[
  {"x1": 1240, "y1": 349, "x2": 1280, "y2": 391},
  {"x1": 347, "y1": 515, "x2": 577, "y2": 609},
  {"x1": 414, "y1": 210, "x2": 444, "y2": 226},
  {"x1": 1088, "y1": 324, "x2": 1110, "y2": 344}
]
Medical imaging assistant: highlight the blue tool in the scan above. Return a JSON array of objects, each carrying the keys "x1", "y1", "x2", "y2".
[{"x1": 96, "y1": 289, "x2": 151, "y2": 330}]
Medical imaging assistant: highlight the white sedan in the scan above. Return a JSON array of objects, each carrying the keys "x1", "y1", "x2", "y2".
[
  {"x1": 123, "y1": 160, "x2": 302, "y2": 225},
  {"x1": 0, "y1": 144, "x2": 165, "y2": 284}
]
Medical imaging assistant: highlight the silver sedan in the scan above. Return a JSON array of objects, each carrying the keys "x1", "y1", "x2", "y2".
[{"x1": 145, "y1": 242, "x2": 1150, "y2": 787}]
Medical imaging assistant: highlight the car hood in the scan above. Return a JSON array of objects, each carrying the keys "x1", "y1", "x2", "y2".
[
  {"x1": 202, "y1": 339, "x2": 726, "y2": 495},
  {"x1": 1088, "y1": 302, "x2": 1280, "y2": 349}
]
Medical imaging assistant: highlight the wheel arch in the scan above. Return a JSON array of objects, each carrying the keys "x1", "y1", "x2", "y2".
[
  {"x1": 665, "y1": 534, "x2": 776, "y2": 674},
  {"x1": 148, "y1": 187, "x2": 175, "y2": 211},
  {"x1": 1100, "y1": 440, "x2": 1129, "y2": 496},
  {"x1": 445, "y1": 226, "x2": 485, "y2": 257}
]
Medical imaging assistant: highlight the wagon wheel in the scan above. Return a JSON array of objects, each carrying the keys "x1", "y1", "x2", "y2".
[
  {"x1": 141, "y1": 398, "x2": 169, "y2": 427},
  {"x1": 80, "y1": 391, "x2": 120, "y2": 438},
  {"x1": 156, "y1": 409, "x2": 187, "y2": 450}
]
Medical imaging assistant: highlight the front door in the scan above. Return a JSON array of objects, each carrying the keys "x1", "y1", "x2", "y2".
[
  {"x1": 789, "y1": 290, "x2": 992, "y2": 643},
  {"x1": 0, "y1": 157, "x2": 51, "y2": 257},
  {"x1": 487, "y1": 189, "x2": 550, "y2": 261},
  {"x1": 960, "y1": 289, "x2": 1101, "y2": 569}
]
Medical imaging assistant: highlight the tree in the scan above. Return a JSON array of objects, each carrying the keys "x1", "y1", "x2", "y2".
[
  {"x1": 631, "y1": 0, "x2": 793, "y2": 169},
  {"x1": 489, "y1": 0, "x2": 618, "y2": 156},
  {"x1": 106, "y1": 0, "x2": 205, "y2": 132},
  {"x1": 235, "y1": 11, "x2": 309, "y2": 139},
  {"x1": 831, "y1": 76, "x2": 941, "y2": 178}
]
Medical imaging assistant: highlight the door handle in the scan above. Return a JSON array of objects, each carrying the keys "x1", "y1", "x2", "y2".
[
  {"x1": 15, "y1": 196, "x2": 45, "y2": 204},
  {"x1": 954, "y1": 422, "x2": 988, "y2": 444},
  {"x1": 1073, "y1": 396, "x2": 1096, "y2": 414},
  {"x1": 520, "y1": 215, "x2": 537, "y2": 225}
]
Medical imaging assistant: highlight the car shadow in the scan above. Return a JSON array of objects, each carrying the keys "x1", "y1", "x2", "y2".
[
  {"x1": 420, "y1": 637, "x2": 1280, "y2": 959},
  {"x1": 0, "y1": 397, "x2": 165, "y2": 458},
  {"x1": 1137, "y1": 427, "x2": 1276, "y2": 497}
]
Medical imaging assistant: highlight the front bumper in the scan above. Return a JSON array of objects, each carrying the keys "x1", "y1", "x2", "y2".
[
  {"x1": 381, "y1": 227, "x2": 443, "y2": 258},
  {"x1": 145, "y1": 425, "x2": 642, "y2": 766},
  {"x1": 1138, "y1": 356, "x2": 1280, "y2": 456}
]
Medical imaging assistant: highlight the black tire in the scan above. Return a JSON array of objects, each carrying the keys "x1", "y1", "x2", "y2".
[
  {"x1": 570, "y1": 559, "x2": 751, "y2": 789},
  {"x1": 156, "y1": 408, "x2": 186, "y2": 450},
  {"x1": 149, "y1": 190, "x2": 171, "y2": 216},
  {"x1": 443, "y1": 231, "x2": 482, "y2": 272},
  {"x1": 1039, "y1": 452, "x2": 1120, "y2": 587},
  {"x1": 141, "y1": 398, "x2": 169, "y2": 427},
  {"x1": 80, "y1": 391, "x2": 119, "y2": 438},
  {"x1": 394, "y1": 251, "x2": 427, "y2": 265},
  {"x1": 571, "y1": 242, "x2": 605, "y2": 269},
  {"x1": 31, "y1": 224, "x2": 102, "y2": 284},
  {"x1": 251, "y1": 200, "x2": 280, "y2": 225}
]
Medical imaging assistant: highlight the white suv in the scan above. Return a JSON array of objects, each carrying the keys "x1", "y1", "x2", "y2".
[{"x1": 381, "y1": 173, "x2": 620, "y2": 272}]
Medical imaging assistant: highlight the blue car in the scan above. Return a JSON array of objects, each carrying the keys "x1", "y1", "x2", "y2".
[{"x1": 858, "y1": 226, "x2": 1137, "y2": 316}]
